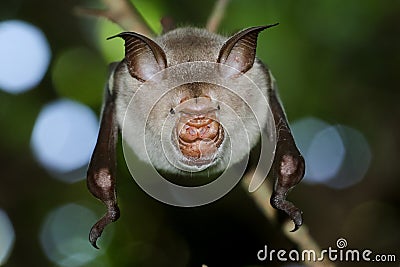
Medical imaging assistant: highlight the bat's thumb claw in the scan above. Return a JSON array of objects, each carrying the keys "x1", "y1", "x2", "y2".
[
  {"x1": 290, "y1": 221, "x2": 301, "y2": 232},
  {"x1": 88, "y1": 207, "x2": 120, "y2": 249},
  {"x1": 90, "y1": 240, "x2": 100, "y2": 249},
  {"x1": 89, "y1": 224, "x2": 102, "y2": 249},
  {"x1": 289, "y1": 209, "x2": 303, "y2": 232},
  {"x1": 270, "y1": 193, "x2": 303, "y2": 232}
]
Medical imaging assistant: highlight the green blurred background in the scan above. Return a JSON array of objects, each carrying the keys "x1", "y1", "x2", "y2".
[{"x1": 0, "y1": 0, "x2": 399, "y2": 266}]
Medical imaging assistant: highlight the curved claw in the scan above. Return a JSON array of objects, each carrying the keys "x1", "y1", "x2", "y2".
[
  {"x1": 290, "y1": 208, "x2": 303, "y2": 232},
  {"x1": 290, "y1": 223, "x2": 301, "y2": 233},
  {"x1": 289, "y1": 210, "x2": 303, "y2": 232},
  {"x1": 270, "y1": 192, "x2": 303, "y2": 232},
  {"x1": 89, "y1": 207, "x2": 120, "y2": 249},
  {"x1": 89, "y1": 221, "x2": 103, "y2": 249}
]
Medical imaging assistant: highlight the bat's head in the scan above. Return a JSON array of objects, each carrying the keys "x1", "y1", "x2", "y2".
[{"x1": 110, "y1": 25, "x2": 277, "y2": 182}]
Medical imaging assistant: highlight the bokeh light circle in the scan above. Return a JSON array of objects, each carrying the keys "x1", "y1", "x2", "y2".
[
  {"x1": 0, "y1": 209, "x2": 15, "y2": 266},
  {"x1": 326, "y1": 125, "x2": 371, "y2": 189},
  {"x1": 291, "y1": 117, "x2": 371, "y2": 188},
  {"x1": 0, "y1": 20, "x2": 51, "y2": 93},
  {"x1": 40, "y1": 204, "x2": 109, "y2": 267},
  {"x1": 30, "y1": 99, "x2": 98, "y2": 181},
  {"x1": 307, "y1": 126, "x2": 345, "y2": 183}
]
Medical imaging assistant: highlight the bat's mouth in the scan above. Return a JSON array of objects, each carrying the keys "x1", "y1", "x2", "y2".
[{"x1": 177, "y1": 114, "x2": 224, "y2": 168}]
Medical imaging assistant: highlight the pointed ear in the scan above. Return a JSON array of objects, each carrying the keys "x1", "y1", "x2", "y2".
[
  {"x1": 217, "y1": 23, "x2": 279, "y2": 76},
  {"x1": 108, "y1": 32, "x2": 167, "y2": 82}
]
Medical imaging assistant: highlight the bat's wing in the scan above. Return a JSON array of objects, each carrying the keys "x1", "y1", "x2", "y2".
[
  {"x1": 268, "y1": 78, "x2": 305, "y2": 231},
  {"x1": 87, "y1": 64, "x2": 120, "y2": 248}
]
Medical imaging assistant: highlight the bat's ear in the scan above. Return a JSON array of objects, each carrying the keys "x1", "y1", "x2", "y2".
[
  {"x1": 217, "y1": 23, "x2": 278, "y2": 77},
  {"x1": 108, "y1": 32, "x2": 167, "y2": 81}
]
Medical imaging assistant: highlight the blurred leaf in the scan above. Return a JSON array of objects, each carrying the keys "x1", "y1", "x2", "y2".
[
  {"x1": 96, "y1": 19, "x2": 125, "y2": 63},
  {"x1": 51, "y1": 47, "x2": 106, "y2": 106}
]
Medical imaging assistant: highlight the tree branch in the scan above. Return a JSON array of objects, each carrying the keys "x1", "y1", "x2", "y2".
[
  {"x1": 206, "y1": 0, "x2": 231, "y2": 32},
  {"x1": 75, "y1": 0, "x2": 155, "y2": 36}
]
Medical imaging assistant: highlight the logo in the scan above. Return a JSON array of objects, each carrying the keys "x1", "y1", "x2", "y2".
[{"x1": 257, "y1": 237, "x2": 397, "y2": 263}]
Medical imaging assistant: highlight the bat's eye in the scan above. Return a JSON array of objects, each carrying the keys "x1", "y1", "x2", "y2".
[
  {"x1": 169, "y1": 108, "x2": 175, "y2": 115},
  {"x1": 217, "y1": 105, "x2": 220, "y2": 110}
]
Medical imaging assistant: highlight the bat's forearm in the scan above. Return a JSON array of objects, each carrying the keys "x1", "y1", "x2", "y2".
[
  {"x1": 268, "y1": 87, "x2": 305, "y2": 231},
  {"x1": 87, "y1": 85, "x2": 120, "y2": 248}
]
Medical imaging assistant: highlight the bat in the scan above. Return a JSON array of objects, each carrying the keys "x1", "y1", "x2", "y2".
[{"x1": 87, "y1": 24, "x2": 305, "y2": 248}]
